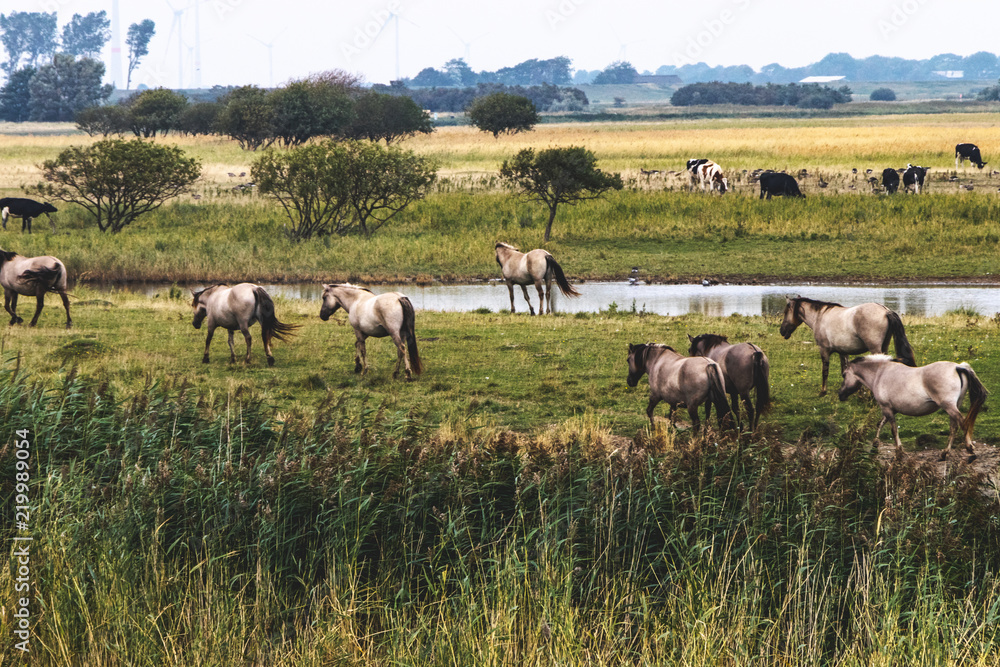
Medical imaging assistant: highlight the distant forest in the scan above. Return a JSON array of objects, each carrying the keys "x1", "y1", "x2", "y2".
[{"x1": 403, "y1": 52, "x2": 1000, "y2": 88}]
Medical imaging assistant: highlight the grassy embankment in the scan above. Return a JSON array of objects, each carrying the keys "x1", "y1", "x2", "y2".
[{"x1": 2, "y1": 117, "x2": 1000, "y2": 283}]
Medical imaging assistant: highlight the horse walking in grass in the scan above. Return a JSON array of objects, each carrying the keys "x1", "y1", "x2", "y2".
[
  {"x1": 192, "y1": 283, "x2": 298, "y2": 366},
  {"x1": 688, "y1": 333, "x2": 770, "y2": 432},
  {"x1": 779, "y1": 296, "x2": 915, "y2": 395},
  {"x1": 626, "y1": 343, "x2": 731, "y2": 436},
  {"x1": 839, "y1": 355, "x2": 987, "y2": 462},
  {"x1": 494, "y1": 242, "x2": 580, "y2": 315},
  {"x1": 0, "y1": 248, "x2": 71, "y2": 328},
  {"x1": 319, "y1": 283, "x2": 422, "y2": 380}
]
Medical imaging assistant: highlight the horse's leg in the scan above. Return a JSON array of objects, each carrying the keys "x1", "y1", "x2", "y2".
[
  {"x1": 390, "y1": 329, "x2": 408, "y2": 379},
  {"x1": 887, "y1": 412, "x2": 905, "y2": 455},
  {"x1": 3, "y1": 290, "x2": 16, "y2": 325},
  {"x1": 506, "y1": 281, "x2": 516, "y2": 314},
  {"x1": 240, "y1": 326, "x2": 253, "y2": 363},
  {"x1": 262, "y1": 329, "x2": 275, "y2": 367},
  {"x1": 60, "y1": 292, "x2": 71, "y2": 328},
  {"x1": 740, "y1": 391, "x2": 754, "y2": 432},
  {"x1": 646, "y1": 396, "x2": 661, "y2": 429},
  {"x1": 819, "y1": 348, "x2": 832, "y2": 396},
  {"x1": 520, "y1": 285, "x2": 535, "y2": 316},
  {"x1": 354, "y1": 335, "x2": 367, "y2": 374},
  {"x1": 226, "y1": 330, "x2": 237, "y2": 362},
  {"x1": 534, "y1": 279, "x2": 546, "y2": 315},
  {"x1": 203, "y1": 325, "x2": 216, "y2": 363},
  {"x1": 28, "y1": 288, "x2": 44, "y2": 327},
  {"x1": 941, "y1": 404, "x2": 975, "y2": 461},
  {"x1": 689, "y1": 405, "x2": 702, "y2": 438}
]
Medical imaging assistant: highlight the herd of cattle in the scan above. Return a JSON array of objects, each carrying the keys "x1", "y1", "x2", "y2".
[{"x1": 684, "y1": 143, "x2": 988, "y2": 197}]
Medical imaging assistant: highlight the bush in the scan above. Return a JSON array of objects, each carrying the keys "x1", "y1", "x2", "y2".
[
  {"x1": 466, "y1": 92, "x2": 538, "y2": 138},
  {"x1": 671, "y1": 82, "x2": 852, "y2": 107},
  {"x1": 869, "y1": 87, "x2": 897, "y2": 101},
  {"x1": 75, "y1": 105, "x2": 130, "y2": 137},
  {"x1": 123, "y1": 87, "x2": 189, "y2": 137}
]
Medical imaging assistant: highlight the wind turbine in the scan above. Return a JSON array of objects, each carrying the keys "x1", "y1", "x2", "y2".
[
  {"x1": 373, "y1": 7, "x2": 420, "y2": 81},
  {"x1": 163, "y1": 0, "x2": 192, "y2": 88},
  {"x1": 248, "y1": 31, "x2": 285, "y2": 88},
  {"x1": 447, "y1": 26, "x2": 488, "y2": 65}
]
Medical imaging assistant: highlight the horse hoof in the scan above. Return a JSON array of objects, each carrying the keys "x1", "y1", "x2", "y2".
[
  {"x1": 267, "y1": 356, "x2": 275, "y2": 367},
  {"x1": 202, "y1": 357, "x2": 210, "y2": 364},
  {"x1": 354, "y1": 365, "x2": 362, "y2": 374},
  {"x1": 66, "y1": 322, "x2": 72, "y2": 329}
]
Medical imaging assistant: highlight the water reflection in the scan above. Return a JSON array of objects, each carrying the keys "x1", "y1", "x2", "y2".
[{"x1": 111, "y1": 281, "x2": 1000, "y2": 318}]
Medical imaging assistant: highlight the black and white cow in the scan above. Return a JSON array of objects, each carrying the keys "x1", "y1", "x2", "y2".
[
  {"x1": 955, "y1": 143, "x2": 987, "y2": 170},
  {"x1": 686, "y1": 158, "x2": 710, "y2": 191},
  {"x1": 902, "y1": 164, "x2": 927, "y2": 194},
  {"x1": 881, "y1": 168, "x2": 900, "y2": 194},
  {"x1": 0, "y1": 198, "x2": 57, "y2": 234},
  {"x1": 758, "y1": 171, "x2": 804, "y2": 199},
  {"x1": 687, "y1": 159, "x2": 728, "y2": 194}
]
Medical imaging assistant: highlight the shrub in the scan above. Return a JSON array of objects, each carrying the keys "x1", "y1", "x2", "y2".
[{"x1": 869, "y1": 87, "x2": 897, "y2": 101}]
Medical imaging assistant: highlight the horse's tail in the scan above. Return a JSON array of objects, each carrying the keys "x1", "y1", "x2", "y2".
[
  {"x1": 883, "y1": 311, "x2": 916, "y2": 367},
  {"x1": 706, "y1": 363, "x2": 731, "y2": 428},
  {"x1": 253, "y1": 286, "x2": 299, "y2": 343},
  {"x1": 752, "y1": 348, "x2": 771, "y2": 419},
  {"x1": 400, "y1": 296, "x2": 422, "y2": 375},
  {"x1": 957, "y1": 365, "x2": 988, "y2": 442},
  {"x1": 21, "y1": 264, "x2": 64, "y2": 292},
  {"x1": 545, "y1": 255, "x2": 581, "y2": 298}
]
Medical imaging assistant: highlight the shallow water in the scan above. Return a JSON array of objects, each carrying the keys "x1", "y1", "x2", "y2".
[{"x1": 103, "y1": 281, "x2": 1000, "y2": 318}]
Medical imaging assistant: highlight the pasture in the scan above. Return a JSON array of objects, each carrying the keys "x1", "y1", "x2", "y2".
[{"x1": 2, "y1": 114, "x2": 1000, "y2": 664}]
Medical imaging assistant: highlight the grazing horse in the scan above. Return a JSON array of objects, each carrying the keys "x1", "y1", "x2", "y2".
[
  {"x1": 192, "y1": 283, "x2": 298, "y2": 366},
  {"x1": 0, "y1": 249, "x2": 71, "y2": 328},
  {"x1": 494, "y1": 242, "x2": 580, "y2": 315},
  {"x1": 839, "y1": 355, "x2": 987, "y2": 462},
  {"x1": 688, "y1": 333, "x2": 770, "y2": 431},
  {"x1": 779, "y1": 297, "x2": 916, "y2": 395},
  {"x1": 319, "y1": 283, "x2": 422, "y2": 380},
  {"x1": 626, "y1": 343, "x2": 731, "y2": 436}
]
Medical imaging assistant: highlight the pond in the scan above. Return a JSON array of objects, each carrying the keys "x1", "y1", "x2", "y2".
[{"x1": 106, "y1": 281, "x2": 1000, "y2": 318}]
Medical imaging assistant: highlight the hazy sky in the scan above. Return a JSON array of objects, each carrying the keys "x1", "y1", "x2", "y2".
[{"x1": 7, "y1": 0, "x2": 999, "y2": 88}]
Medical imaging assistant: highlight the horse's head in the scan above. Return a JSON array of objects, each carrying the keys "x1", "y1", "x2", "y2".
[
  {"x1": 626, "y1": 343, "x2": 648, "y2": 388},
  {"x1": 837, "y1": 358, "x2": 868, "y2": 402},
  {"x1": 688, "y1": 333, "x2": 726, "y2": 356},
  {"x1": 191, "y1": 288, "x2": 209, "y2": 329},
  {"x1": 319, "y1": 284, "x2": 341, "y2": 321},
  {"x1": 494, "y1": 242, "x2": 515, "y2": 267},
  {"x1": 779, "y1": 298, "x2": 802, "y2": 339}
]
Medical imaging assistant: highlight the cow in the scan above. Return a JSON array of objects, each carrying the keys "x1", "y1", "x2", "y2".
[
  {"x1": 689, "y1": 159, "x2": 728, "y2": 194},
  {"x1": 0, "y1": 198, "x2": 57, "y2": 234},
  {"x1": 758, "y1": 171, "x2": 805, "y2": 199},
  {"x1": 686, "y1": 158, "x2": 710, "y2": 191},
  {"x1": 955, "y1": 143, "x2": 987, "y2": 170},
  {"x1": 881, "y1": 168, "x2": 900, "y2": 194},
  {"x1": 902, "y1": 164, "x2": 927, "y2": 194}
]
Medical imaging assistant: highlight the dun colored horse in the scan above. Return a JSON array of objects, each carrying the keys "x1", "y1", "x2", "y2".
[
  {"x1": 494, "y1": 242, "x2": 580, "y2": 315},
  {"x1": 779, "y1": 296, "x2": 915, "y2": 395},
  {"x1": 626, "y1": 343, "x2": 731, "y2": 436},
  {"x1": 319, "y1": 283, "x2": 422, "y2": 380},
  {"x1": 839, "y1": 355, "x2": 987, "y2": 462},
  {"x1": 0, "y1": 248, "x2": 71, "y2": 328},
  {"x1": 688, "y1": 333, "x2": 770, "y2": 431},
  {"x1": 192, "y1": 283, "x2": 298, "y2": 366}
]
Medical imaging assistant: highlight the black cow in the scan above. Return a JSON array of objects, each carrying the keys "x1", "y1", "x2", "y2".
[
  {"x1": 758, "y1": 172, "x2": 804, "y2": 199},
  {"x1": 0, "y1": 198, "x2": 57, "y2": 234},
  {"x1": 881, "y1": 168, "x2": 900, "y2": 194},
  {"x1": 955, "y1": 143, "x2": 987, "y2": 169},
  {"x1": 902, "y1": 164, "x2": 927, "y2": 194}
]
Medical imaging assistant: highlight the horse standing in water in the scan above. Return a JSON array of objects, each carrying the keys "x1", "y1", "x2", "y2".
[
  {"x1": 494, "y1": 242, "x2": 580, "y2": 315},
  {"x1": 839, "y1": 355, "x2": 987, "y2": 462},
  {"x1": 0, "y1": 249, "x2": 71, "y2": 328},
  {"x1": 319, "y1": 283, "x2": 422, "y2": 380},
  {"x1": 688, "y1": 333, "x2": 770, "y2": 432},
  {"x1": 779, "y1": 296, "x2": 915, "y2": 395},
  {"x1": 192, "y1": 283, "x2": 298, "y2": 366},
  {"x1": 626, "y1": 343, "x2": 731, "y2": 436}
]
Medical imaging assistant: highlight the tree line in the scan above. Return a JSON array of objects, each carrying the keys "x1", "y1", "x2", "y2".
[
  {"x1": 670, "y1": 82, "x2": 853, "y2": 109},
  {"x1": 372, "y1": 80, "x2": 588, "y2": 113}
]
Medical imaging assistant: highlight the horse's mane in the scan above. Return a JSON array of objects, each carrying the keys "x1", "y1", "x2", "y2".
[
  {"x1": 495, "y1": 242, "x2": 518, "y2": 251},
  {"x1": 648, "y1": 343, "x2": 675, "y2": 353},
  {"x1": 329, "y1": 282, "x2": 374, "y2": 294},
  {"x1": 0, "y1": 249, "x2": 18, "y2": 263},
  {"x1": 192, "y1": 283, "x2": 227, "y2": 302},
  {"x1": 793, "y1": 296, "x2": 842, "y2": 310},
  {"x1": 689, "y1": 333, "x2": 728, "y2": 351},
  {"x1": 851, "y1": 354, "x2": 896, "y2": 365}
]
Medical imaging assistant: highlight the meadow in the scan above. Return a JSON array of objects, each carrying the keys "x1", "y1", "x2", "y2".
[{"x1": 2, "y1": 115, "x2": 1000, "y2": 664}]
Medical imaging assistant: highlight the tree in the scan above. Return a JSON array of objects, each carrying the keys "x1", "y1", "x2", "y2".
[
  {"x1": 500, "y1": 146, "x2": 623, "y2": 242},
  {"x1": 75, "y1": 104, "x2": 130, "y2": 136},
  {"x1": 869, "y1": 87, "x2": 897, "y2": 102},
  {"x1": 253, "y1": 140, "x2": 436, "y2": 240},
  {"x1": 28, "y1": 54, "x2": 112, "y2": 121},
  {"x1": 31, "y1": 139, "x2": 201, "y2": 233},
  {"x1": 0, "y1": 12, "x2": 57, "y2": 75},
  {"x1": 61, "y1": 11, "x2": 110, "y2": 58},
  {"x1": 343, "y1": 92, "x2": 432, "y2": 143},
  {"x1": 0, "y1": 66, "x2": 35, "y2": 122},
  {"x1": 125, "y1": 19, "x2": 155, "y2": 89},
  {"x1": 269, "y1": 78, "x2": 354, "y2": 147},
  {"x1": 593, "y1": 61, "x2": 638, "y2": 84},
  {"x1": 124, "y1": 87, "x2": 188, "y2": 137},
  {"x1": 466, "y1": 92, "x2": 538, "y2": 138},
  {"x1": 216, "y1": 85, "x2": 275, "y2": 150},
  {"x1": 177, "y1": 101, "x2": 221, "y2": 136}
]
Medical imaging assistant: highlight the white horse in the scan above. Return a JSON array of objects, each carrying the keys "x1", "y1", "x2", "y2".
[
  {"x1": 319, "y1": 283, "x2": 422, "y2": 380},
  {"x1": 0, "y1": 248, "x2": 71, "y2": 328},
  {"x1": 838, "y1": 355, "x2": 987, "y2": 462},
  {"x1": 192, "y1": 283, "x2": 298, "y2": 366},
  {"x1": 494, "y1": 242, "x2": 580, "y2": 315}
]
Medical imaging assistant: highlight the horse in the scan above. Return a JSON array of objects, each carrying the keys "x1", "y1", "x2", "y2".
[
  {"x1": 688, "y1": 333, "x2": 770, "y2": 431},
  {"x1": 838, "y1": 355, "x2": 987, "y2": 462},
  {"x1": 779, "y1": 297, "x2": 916, "y2": 395},
  {"x1": 626, "y1": 343, "x2": 731, "y2": 436},
  {"x1": 494, "y1": 242, "x2": 580, "y2": 315},
  {"x1": 191, "y1": 283, "x2": 298, "y2": 366},
  {"x1": 0, "y1": 249, "x2": 71, "y2": 328},
  {"x1": 319, "y1": 283, "x2": 422, "y2": 380}
]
